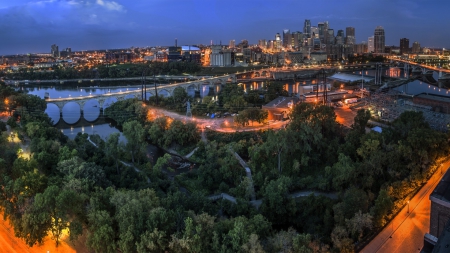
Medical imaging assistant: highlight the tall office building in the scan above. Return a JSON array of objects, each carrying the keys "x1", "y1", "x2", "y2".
[
  {"x1": 258, "y1": 39, "x2": 266, "y2": 49},
  {"x1": 275, "y1": 33, "x2": 282, "y2": 51},
  {"x1": 368, "y1": 36, "x2": 374, "y2": 53},
  {"x1": 311, "y1": 26, "x2": 319, "y2": 38},
  {"x1": 345, "y1": 27, "x2": 355, "y2": 45},
  {"x1": 282, "y1": 29, "x2": 291, "y2": 48},
  {"x1": 318, "y1": 22, "x2": 325, "y2": 42},
  {"x1": 374, "y1": 26, "x2": 385, "y2": 54},
  {"x1": 229, "y1": 40, "x2": 235, "y2": 48},
  {"x1": 400, "y1": 38, "x2": 410, "y2": 55},
  {"x1": 336, "y1": 30, "x2": 344, "y2": 45},
  {"x1": 303, "y1": 19, "x2": 311, "y2": 38},
  {"x1": 326, "y1": 29, "x2": 335, "y2": 45},
  {"x1": 51, "y1": 44, "x2": 59, "y2": 58},
  {"x1": 291, "y1": 31, "x2": 302, "y2": 49},
  {"x1": 412, "y1": 41, "x2": 421, "y2": 54}
]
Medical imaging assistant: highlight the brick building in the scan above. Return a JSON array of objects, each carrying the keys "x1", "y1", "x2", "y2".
[
  {"x1": 413, "y1": 93, "x2": 450, "y2": 113},
  {"x1": 429, "y1": 170, "x2": 450, "y2": 237}
]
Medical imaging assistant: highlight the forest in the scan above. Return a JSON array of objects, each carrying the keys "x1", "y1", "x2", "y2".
[{"x1": 0, "y1": 81, "x2": 449, "y2": 253}]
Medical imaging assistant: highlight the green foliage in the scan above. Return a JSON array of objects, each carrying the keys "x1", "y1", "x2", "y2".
[
  {"x1": 234, "y1": 108, "x2": 268, "y2": 127},
  {"x1": 104, "y1": 99, "x2": 148, "y2": 126}
]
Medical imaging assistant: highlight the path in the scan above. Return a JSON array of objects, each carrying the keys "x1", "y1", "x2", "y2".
[
  {"x1": 208, "y1": 190, "x2": 337, "y2": 209},
  {"x1": 361, "y1": 161, "x2": 450, "y2": 253},
  {"x1": 184, "y1": 147, "x2": 198, "y2": 159}
]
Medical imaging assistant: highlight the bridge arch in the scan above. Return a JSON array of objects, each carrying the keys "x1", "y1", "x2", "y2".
[{"x1": 62, "y1": 102, "x2": 82, "y2": 124}]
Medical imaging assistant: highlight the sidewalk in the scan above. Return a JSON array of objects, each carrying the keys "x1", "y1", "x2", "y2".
[{"x1": 361, "y1": 161, "x2": 450, "y2": 253}]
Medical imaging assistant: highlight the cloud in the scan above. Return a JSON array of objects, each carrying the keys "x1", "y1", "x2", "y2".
[{"x1": 96, "y1": 0, "x2": 124, "y2": 11}]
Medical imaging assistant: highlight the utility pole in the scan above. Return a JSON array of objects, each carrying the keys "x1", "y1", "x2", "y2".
[{"x1": 186, "y1": 100, "x2": 192, "y2": 118}]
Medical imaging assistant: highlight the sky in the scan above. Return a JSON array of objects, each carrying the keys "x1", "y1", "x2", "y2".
[{"x1": 0, "y1": 0, "x2": 448, "y2": 55}]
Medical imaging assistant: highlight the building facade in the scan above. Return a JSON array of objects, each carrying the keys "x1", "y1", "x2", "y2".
[
  {"x1": 400, "y1": 38, "x2": 410, "y2": 55},
  {"x1": 346, "y1": 27, "x2": 355, "y2": 45},
  {"x1": 374, "y1": 26, "x2": 385, "y2": 54}
]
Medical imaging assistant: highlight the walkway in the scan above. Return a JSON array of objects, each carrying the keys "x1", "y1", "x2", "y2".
[
  {"x1": 209, "y1": 190, "x2": 337, "y2": 209},
  {"x1": 361, "y1": 161, "x2": 450, "y2": 253}
]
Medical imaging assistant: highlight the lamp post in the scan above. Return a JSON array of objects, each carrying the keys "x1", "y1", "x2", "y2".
[{"x1": 407, "y1": 200, "x2": 410, "y2": 213}]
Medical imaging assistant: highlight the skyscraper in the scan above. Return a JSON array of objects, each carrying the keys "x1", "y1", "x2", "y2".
[
  {"x1": 345, "y1": 27, "x2": 355, "y2": 45},
  {"x1": 51, "y1": 44, "x2": 59, "y2": 58},
  {"x1": 336, "y1": 30, "x2": 344, "y2": 45},
  {"x1": 400, "y1": 38, "x2": 410, "y2": 55},
  {"x1": 303, "y1": 19, "x2": 311, "y2": 38},
  {"x1": 412, "y1": 41, "x2": 421, "y2": 54},
  {"x1": 311, "y1": 26, "x2": 319, "y2": 38},
  {"x1": 275, "y1": 33, "x2": 281, "y2": 51},
  {"x1": 368, "y1": 36, "x2": 374, "y2": 53},
  {"x1": 374, "y1": 26, "x2": 385, "y2": 54},
  {"x1": 282, "y1": 29, "x2": 291, "y2": 48},
  {"x1": 258, "y1": 40, "x2": 266, "y2": 49},
  {"x1": 318, "y1": 22, "x2": 325, "y2": 43},
  {"x1": 292, "y1": 31, "x2": 303, "y2": 49},
  {"x1": 326, "y1": 29, "x2": 335, "y2": 45}
]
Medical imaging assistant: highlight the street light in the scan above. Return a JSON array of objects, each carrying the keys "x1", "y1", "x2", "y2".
[{"x1": 407, "y1": 200, "x2": 410, "y2": 213}]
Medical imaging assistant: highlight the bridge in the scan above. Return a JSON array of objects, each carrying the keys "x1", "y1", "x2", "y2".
[
  {"x1": 5, "y1": 75, "x2": 211, "y2": 85},
  {"x1": 45, "y1": 74, "x2": 235, "y2": 116},
  {"x1": 235, "y1": 66, "x2": 335, "y2": 81},
  {"x1": 392, "y1": 58, "x2": 450, "y2": 75}
]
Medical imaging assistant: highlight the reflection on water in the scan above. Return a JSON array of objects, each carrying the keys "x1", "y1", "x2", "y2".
[{"x1": 61, "y1": 123, "x2": 127, "y2": 143}]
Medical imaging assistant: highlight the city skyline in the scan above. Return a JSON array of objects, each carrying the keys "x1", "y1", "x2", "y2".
[{"x1": 0, "y1": 0, "x2": 449, "y2": 55}]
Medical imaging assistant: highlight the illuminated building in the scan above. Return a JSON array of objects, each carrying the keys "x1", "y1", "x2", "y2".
[
  {"x1": 229, "y1": 40, "x2": 235, "y2": 49},
  {"x1": 368, "y1": 36, "x2": 374, "y2": 53},
  {"x1": 345, "y1": 27, "x2": 355, "y2": 45},
  {"x1": 303, "y1": 19, "x2": 311, "y2": 39},
  {"x1": 275, "y1": 33, "x2": 282, "y2": 52},
  {"x1": 282, "y1": 29, "x2": 291, "y2": 49},
  {"x1": 412, "y1": 41, "x2": 421, "y2": 54},
  {"x1": 374, "y1": 26, "x2": 385, "y2": 54}
]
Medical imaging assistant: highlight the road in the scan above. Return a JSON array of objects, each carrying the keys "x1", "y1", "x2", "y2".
[
  {"x1": 148, "y1": 107, "x2": 290, "y2": 132},
  {"x1": 0, "y1": 212, "x2": 89, "y2": 253},
  {"x1": 361, "y1": 161, "x2": 450, "y2": 253}
]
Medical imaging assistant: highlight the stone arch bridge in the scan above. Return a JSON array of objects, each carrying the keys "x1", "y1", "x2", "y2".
[{"x1": 46, "y1": 74, "x2": 235, "y2": 115}]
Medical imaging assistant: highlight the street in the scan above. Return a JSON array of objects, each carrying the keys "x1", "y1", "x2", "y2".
[
  {"x1": 361, "y1": 161, "x2": 450, "y2": 253},
  {"x1": 0, "y1": 212, "x2": 89, "y2": 253}
]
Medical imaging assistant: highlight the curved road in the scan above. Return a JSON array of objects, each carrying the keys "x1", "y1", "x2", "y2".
[
  {"x1": 149, "y1": 107, "x2": 290, "y2": 132},
  {"x1": 361, "y1": 161, "x2": 450, "y2": 253}
]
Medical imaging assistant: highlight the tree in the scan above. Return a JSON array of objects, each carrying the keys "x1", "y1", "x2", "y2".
[
  {"x1": 241, "y1": 234, "x2": 264, "y2": 253},
  {"x1": 173, "y1": 87, "x2": 188, "y2": 103},
  {"x1": 87, "y1": 210, "x2": 117, "y2": 253},
  {"x1": 345, "y1": 211, "x2": 373, "y2": 241},
  {"x1": 105, "y1": 133, "x2": 121, "y2": 174},
  {"x1": 122, "y1": 120, "x2": 145, "y2": 164},
  {"x1": 260, "y1": 176, "x2": 296, "y2": 225}
]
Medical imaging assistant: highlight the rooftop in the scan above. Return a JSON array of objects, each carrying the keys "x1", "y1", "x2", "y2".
[
  {"x1": 430, "y1": 169, "x2": 450, "y2": 203},
  {"x1": 264, "y1": 96, "x2": 300, "y2": 108},
  {"x1": 328, "y1": 73, "x2": 374, "y2": 82},
  {"x1": 415, "y1": 93, "x2": 450, "y2": 103}
]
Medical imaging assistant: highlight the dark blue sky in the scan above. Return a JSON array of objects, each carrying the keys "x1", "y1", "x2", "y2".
[{"x1": 0, "y1": 0, "x2": 448, "y2": 55}]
